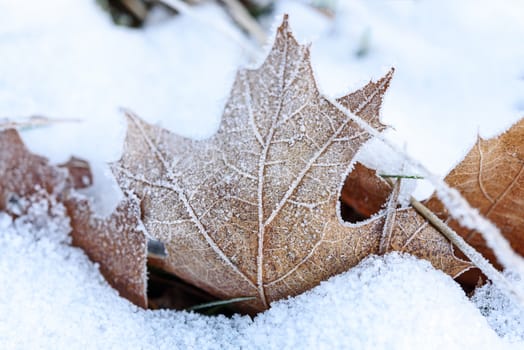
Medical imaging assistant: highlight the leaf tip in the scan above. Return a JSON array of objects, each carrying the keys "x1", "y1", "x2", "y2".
[
  {"x1": 384, "y1": 67, "x2": 395, "y2": 83},
  {"x1": 275, "y1": 14, "x2": 296, "y2": 44},
  {"x1": 279, "y1": 13, "x2": 290, "y2": 32}
]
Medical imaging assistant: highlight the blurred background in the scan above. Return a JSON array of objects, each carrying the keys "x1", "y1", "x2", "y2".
[{"x1": 1, "y1": 0, "x2": 523, "y2": 206}]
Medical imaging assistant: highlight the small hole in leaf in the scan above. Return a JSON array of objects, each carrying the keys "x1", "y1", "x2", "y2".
[{"x1": 339, "y1": 163, "x2": 392, "y2": 223}]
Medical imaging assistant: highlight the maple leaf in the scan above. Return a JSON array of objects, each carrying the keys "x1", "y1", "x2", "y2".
[
  {"x1": 426, "y1": 118, "x2": 524, "y2": 269},
  {"x1": 113, "y1": 16, "x2": 470, "y2": 312},
  {"x1": 0, "y1": 129, "x2": 148, "y2": 307}
]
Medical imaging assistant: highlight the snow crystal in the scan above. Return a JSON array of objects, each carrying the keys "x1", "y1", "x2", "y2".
[{"x1": 472, "y1": 274, "x2": 524, "y2": 342}]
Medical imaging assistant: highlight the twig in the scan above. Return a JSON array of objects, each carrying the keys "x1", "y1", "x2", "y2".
[
  {"x1": 120, "y1": 0, "x2": 148, "y2": 21},
  {"x1": 153, "y1": 0, "x2": 260, "y2": 58},
  {"x1": 219, "y1": 0, "x2": 267, "y2": 45},
  {"x1": 379, "y1": 174, "x2": 423, "y2": 180},
  {"x1": 0, "y1": 116, "x2": 82, "y2": 131},
  {"x1": 409, "y1": 197, "x2": 524, "y2": 305}
]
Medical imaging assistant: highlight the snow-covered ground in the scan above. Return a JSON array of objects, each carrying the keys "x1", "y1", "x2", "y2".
[
  {"x1": 0, "y1": 206, "x2": 518, "y2": 349},
  {"x1": 1, "y1": 0, "x2": 523, "y2": 348}
]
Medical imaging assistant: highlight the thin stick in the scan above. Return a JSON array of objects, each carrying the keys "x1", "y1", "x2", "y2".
[
  {"x1": 0, "y1": 116, "x2": 82, "y2": 131},
  {"x1": 219, "y1": 0, "x2": 267, "y2": 45},
  {"x1": 410, "y1": 197, "x2": 524, "y2": 304},
  {"x1": 379, "y1": 174, "x2": 424, "y2": 180}
]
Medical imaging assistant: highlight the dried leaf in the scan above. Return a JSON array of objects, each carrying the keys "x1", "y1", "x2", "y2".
[
  {"x1": 427, "y1": 118, "x2": 524, "y2": 266},
  {"x1": 0, "y1": 129, "x2": 71, "y2": 215},
  {"x1": 59, "y1": 157, "x2": 93, "y2": 189},
  {"x1": 0, "y1": 129, "x2": 148, "y2": 307},
  {"x1": 66, "y1": 195, "x2": 148, "y2": 308},
  {"x1": 113, "y1": 16, "x2": 470, "y2": 312},
  {"x1": 340, "y1": 162, "x2": 391, "y2": 219}
]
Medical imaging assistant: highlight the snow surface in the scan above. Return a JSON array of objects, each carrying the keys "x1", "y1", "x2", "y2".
[
  {"x1": 1, "y1": 0, "x2": 524, "y2": 348},
  {"x1": 0, "y1": 203, "x2": 518, "y2": 349},
  {"x1": 473, "y1": 274, "x2": 524, "y2": 343}
]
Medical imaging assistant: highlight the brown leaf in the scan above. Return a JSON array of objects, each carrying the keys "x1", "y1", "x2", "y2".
[
  {"x1": 59, "y1": 157, "x2": 93, "y2": 189},
  {"x1": 0, "y1": 129, "x2": 71, "y2": 215},
  {"x1": 0, "y1": 129, "x2": 148, "y2": 308},
  {"x1": 113, "y1": 16, "x2": 470, "y2": 313},
  {"x1": 427, "y1": 118, "x2": 524, "y2": 267},
  {"x1": 340, "y1": 162, "x2": 391, "y2": 219},
  {"x1": 66, "y1": 195, "x2": 148, "y2": 308}
]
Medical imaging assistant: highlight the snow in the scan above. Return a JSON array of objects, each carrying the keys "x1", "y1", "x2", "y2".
[
  {"x1": 0, "y1": 0, "x2": 243, "y2": 214},
  {"x1": 274, "y1": 0, "x2": 524, "y2": 198},
  {"x1": 473, "y1": 273, "x2": 524, "y2": 342},
  {"x1": 1, "y1": 0, "x2": 524, "y2": 348},
  {"x1": 0, "y1": 203, "x2": 518, "y2": 349}
]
